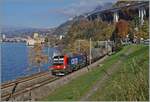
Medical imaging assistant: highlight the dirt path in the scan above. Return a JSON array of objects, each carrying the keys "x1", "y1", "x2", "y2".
[
  {"x1": 80, "y1": 60, "x2": 122, "y2": 101},
  {"x1": 80, "y1": 47, "x2": 133, "y2": 101}
]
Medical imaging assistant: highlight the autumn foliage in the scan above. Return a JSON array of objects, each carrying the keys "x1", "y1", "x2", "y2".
[
  {"x1": 64, "y1": 18, "x2": 114, "y2": 53},
  {"x1": 116, "y1": 19, "x2": 129, "y2": 39},
  {"x1": 28, "y1": 42, "x2": 48, "y2": 72}
]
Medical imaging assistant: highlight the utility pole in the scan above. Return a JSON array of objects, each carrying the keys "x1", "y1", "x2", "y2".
[
  {"x1": 90, "y1": 38, "x2": 92, "y2": 65},
  {"x1": 78, "y1": 40, "x2": 80, "y2": 52},
  {"x1": 48, "y1": 41, "x2": 51, "y2": 60},
  {"x1": 48, "y1": 41, "x2": 49, "y2": 57},
  {"x1": 77, "y1": 39, "x2": 85, "y2": 53}
]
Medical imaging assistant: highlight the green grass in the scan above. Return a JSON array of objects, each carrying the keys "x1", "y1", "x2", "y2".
[
  {"x1": 43, "y1": 45, "x2": 149, "y2": 101},
  {"x1": 89, "y1": 45, "x2": 149, "y2": 101}
]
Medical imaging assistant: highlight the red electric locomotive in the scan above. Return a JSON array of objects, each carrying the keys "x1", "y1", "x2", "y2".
[{"x1": 49, "y1": 54, "x2": 87, "y2": 75}]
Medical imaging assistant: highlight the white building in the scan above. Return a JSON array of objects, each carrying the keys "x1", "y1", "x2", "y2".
[
  {"x1": 33, "y1": 33, "x2": 39, "y2": 39},
  {"x1": 2, "y1": 34, "x2": 6, "y2": 40},
  {"x1": 26, "y1": 38, "x2": 36, "y2": 46},
  {"x1": 59, "y1": 35, "x2": 64, "y2": 40}
]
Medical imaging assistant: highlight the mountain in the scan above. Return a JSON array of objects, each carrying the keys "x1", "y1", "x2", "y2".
[
  {"x1": 1, "y1": 25, "x2": 55, "y2": 37},
  {"x1": 52, "y1": 16, "x2": 84, "y2": 35},
  {"x1": 52, "y1": 20, "x2": 74, "y2": 35},
  {"x1": 94, "y1": 2, "x2": 113, "y2": 11},
  {"x1": 52, "y1": 2, "x2": 113, "y2": 36}
]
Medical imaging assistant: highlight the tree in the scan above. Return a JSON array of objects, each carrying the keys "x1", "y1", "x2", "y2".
[
  {"x1": 28, "y1": 37, "x2": 48, "y2": 72},
  {"x1": 139, "y1": 21, "x2": 149, "y2": 39},
  {"x1": 116, "y1": 19, "x2": 129, "y2": 40},
  {"x1": 44, "y1": 36, "x2": 49, "y2": 43},
  {"x1": 75, "y1": 39, "x2": 90, "y2": 54},
  {"x1": 133, "y1": 20, "x2": 149, "y2": 41},
  {"x1": 111, "y1": 19, "x2": 129, "y2": 51},
  {"x1": 133, "y1": 16, "x2": 140, "y2": 28},
  {"x1": 63, "y1": 18, "x2": 115, "y2": 53},
  {"x1": 128, "y1": 28, "x2": 134, "y2": 43},
  {"x1": 100, "y1": 23, "x2": 115, "y2": 40}
]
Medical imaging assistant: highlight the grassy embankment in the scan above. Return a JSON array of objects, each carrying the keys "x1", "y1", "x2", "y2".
[{"x1": 43, "y1": 45, "x2": 149, "y2": 101}]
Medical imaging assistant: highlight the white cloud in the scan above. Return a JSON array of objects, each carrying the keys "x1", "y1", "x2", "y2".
[
  {"x1": 62, "y1": 0, "x2": 103, "y2": 16},
  {"x1": 48, "y1": 0, "x2": 113, "y2": 17}
]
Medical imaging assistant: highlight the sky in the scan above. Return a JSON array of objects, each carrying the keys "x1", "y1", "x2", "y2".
[{"x1": 1, "y1": 0, "x2": 117, "y2": 28}]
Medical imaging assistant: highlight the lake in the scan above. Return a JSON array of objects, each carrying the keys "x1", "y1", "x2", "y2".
[{"x1": 1, "y1": 42, "x2": 55, "y2": 83}]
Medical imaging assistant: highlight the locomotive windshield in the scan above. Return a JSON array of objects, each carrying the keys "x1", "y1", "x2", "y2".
[{"x1": 53, "y1": 56, "x2": 64, "y2": 65}]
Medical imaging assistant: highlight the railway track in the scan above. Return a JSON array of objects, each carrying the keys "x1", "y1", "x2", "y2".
[
  {"x1": 1, "y1": 71, "x2": 59, "y2": 101},
  {"x1": 1, "y1": 71, "x2": 50, "y2": 89},
  {"x1": 1, "y1": 77, "x2": 59, "y2": 101}
]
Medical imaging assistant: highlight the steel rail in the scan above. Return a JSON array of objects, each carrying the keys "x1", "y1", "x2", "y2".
[
  {"x1": 1, "y1": 71, "x2": 50, "y2": 89},
  {"x1": 1, "y1": 76, "x2": 59, "y2": 100}
]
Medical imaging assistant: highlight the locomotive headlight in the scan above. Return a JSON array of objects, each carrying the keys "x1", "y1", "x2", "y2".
[
  {"x1": 57, "y1": 66, "x2": 60, "y2": 68},
  {"x1": 63, "y1": 66, "x2": 66, "y2": 69}
]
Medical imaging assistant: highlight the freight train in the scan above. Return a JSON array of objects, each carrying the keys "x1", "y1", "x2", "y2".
[
  {"x1": 49, "y1": 41, "x2": 113, "y2": 75},
  {"x1": 49, "y1": 53, "x2": 87, "y2": 75}
]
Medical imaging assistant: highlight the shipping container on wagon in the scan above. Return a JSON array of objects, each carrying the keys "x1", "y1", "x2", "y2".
[{"x1": 68, "y1": 54, "x2": 87, "y2": 70}]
